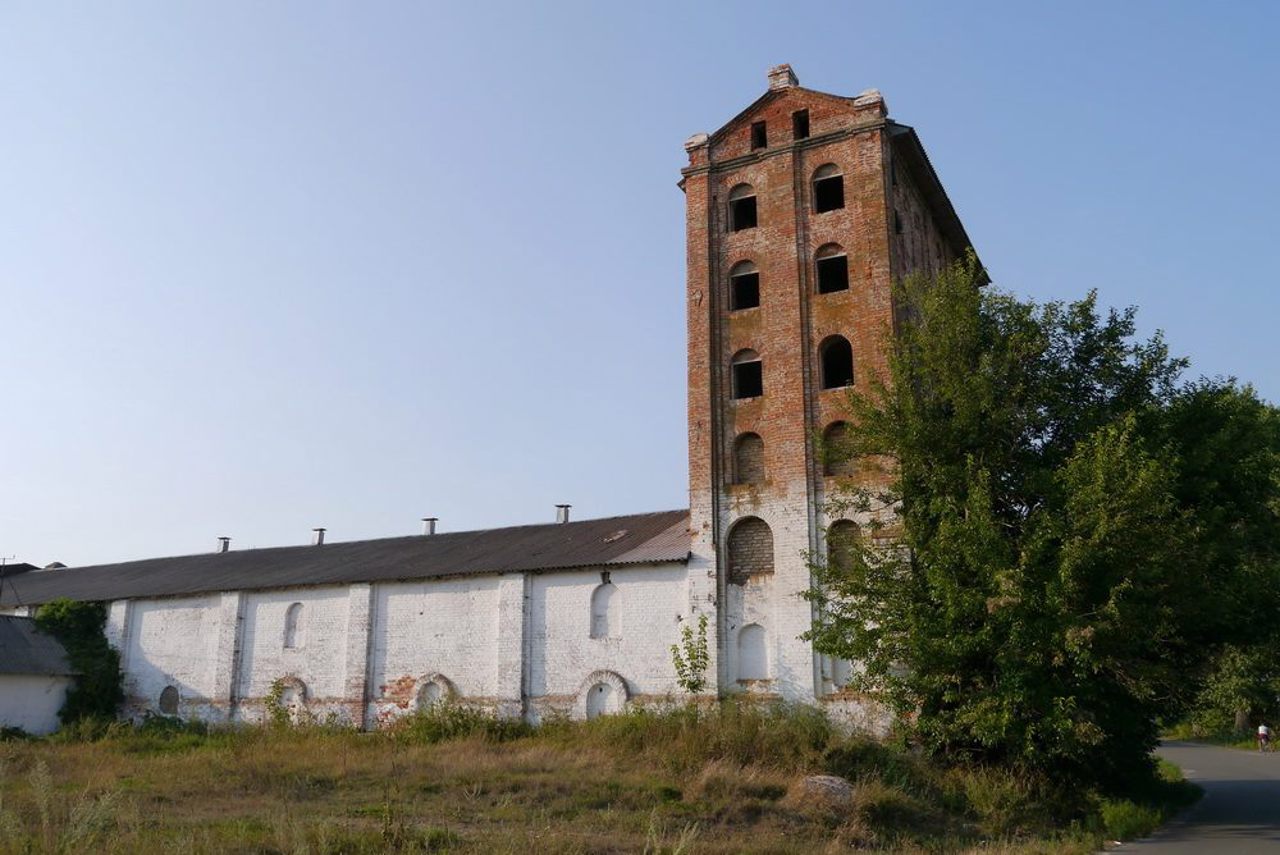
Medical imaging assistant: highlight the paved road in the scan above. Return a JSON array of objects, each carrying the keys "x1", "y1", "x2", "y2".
[{"x1": 1116, "y1": 740, "x2": 1280, "y2": 852}]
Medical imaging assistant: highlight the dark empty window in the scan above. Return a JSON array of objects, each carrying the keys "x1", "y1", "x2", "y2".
[
  {"x1": 813, "y1": 164, "x2": 844, "y2": 213},
  {"x1": 816, "y1": 245, "x2": 848, "y2": 294},
  {"x1": 750, "y1": 121, "x2": 767, "y2": 150},
  {"x1": 792, "y1": 109, "x2": 810, "y2": 140},
  {"x1": 819, "y1": 336, "x2": 854, "y2": 389},
  {"x1": 729, "y1": 261, "x2": 760, "y2": 310},
  {"x1": 731, "y1": 350, "x2": 763, "y2": 399},
  {"x1": 729, "y1": 184, "x2": 757, "y2": 232},
  {"x1": 894, "y1": 211, "x2": 903, "y2": 234}
]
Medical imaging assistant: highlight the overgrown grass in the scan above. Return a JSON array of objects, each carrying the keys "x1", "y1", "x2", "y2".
[{"x1": 0, "y1": 701, "x2": 1197, "y2": 854}]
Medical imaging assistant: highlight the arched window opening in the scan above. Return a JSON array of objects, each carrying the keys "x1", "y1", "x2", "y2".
[
  {"x1": 822, "y1": 421, "x2": 857, "y2": 477},
  {"x1": 827, "y1": 520, "x2": 861, "y2": 574},
  {"x1": 819, "y1": 336, "x2": 854, "y2": 390},
  {"x1": 727, "y1": 517, "x2": 774, "y2": 583},
  {"x1": 590, "y1": 582, "x2": 619, "y2": 639},
  {"x1": 816, "y1": 244, "x2": 849, "y2": 294},
  {"x1": 729, "y1": 261, "x2": 760, "y2": 311},
  {"x1": 729, "y1": 184, "x2": 757, "y2": 232},
  {"x1": 731, "y1": 349, "x2": 763, "y2": 400},
  {"x1": 737, "y1": 624, "x2": 770, "y2": 681},
  {"x1": 158, "y1": 685, "x2": 179, "y2": 716},
  {"x1": 813, "y1": 164, "x2": 844, "y2": 213},
  {"x1": 283, "y1": 602, "x2": 303, "y2": 649},
  {"x1": 732, "y1": 433, "x2": 765, "y2": 485}
]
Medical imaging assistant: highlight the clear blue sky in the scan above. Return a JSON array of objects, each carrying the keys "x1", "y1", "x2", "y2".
[{"x1": 2, "y1": 2, "x2": 1276, "y2": 566}]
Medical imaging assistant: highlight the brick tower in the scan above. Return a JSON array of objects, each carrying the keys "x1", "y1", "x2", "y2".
[{"x1": 680, "y1": 65, "x2": 976, "y2": 705}]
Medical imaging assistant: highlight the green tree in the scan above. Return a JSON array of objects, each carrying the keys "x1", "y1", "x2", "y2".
[
  {"x1": 34, "y1": 598, "x2": 124, "y2": 723},
  {"x1": 808, "y1": 255, "x2": 1278, "y2": 791}
]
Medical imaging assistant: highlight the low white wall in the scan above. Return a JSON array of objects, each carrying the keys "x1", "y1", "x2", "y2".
[
  {"x1": 0, "y1": 674, "x2": 72, "y2": 735},
  {"x1": 108, "y1": 561, "x2": 697, "y2": 728}
]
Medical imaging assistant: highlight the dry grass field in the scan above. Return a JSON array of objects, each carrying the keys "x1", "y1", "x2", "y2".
[{"x1": 0, "y1": 703, "x2": 1178, "y2": 854}]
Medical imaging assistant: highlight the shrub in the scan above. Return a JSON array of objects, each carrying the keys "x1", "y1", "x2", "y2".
[
  {"x1": 34, "y1": 599, "x2": 124, "y2": 724},
  {"x1": 390, "y1": 703, "x2": 532, "y2": 744}
]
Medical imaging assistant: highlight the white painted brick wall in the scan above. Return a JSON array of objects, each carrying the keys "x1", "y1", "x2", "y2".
[
  {"x1": 101, "y1": 560, "x2": 784, "y2": 728},
  {"x1": 123, "y1": 595, "x2": 221, "y2": 717},
  {"x1": 236, "y1": 587, "x2": 351, "y2": 723},
  {"x1": 529, "y1": 564, "x2": 688, "y2": 710}
]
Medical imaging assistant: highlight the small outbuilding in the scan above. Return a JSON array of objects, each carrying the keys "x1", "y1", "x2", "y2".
[{"x1": 0, "y1": 615, "x2": 77, "y2": 735}]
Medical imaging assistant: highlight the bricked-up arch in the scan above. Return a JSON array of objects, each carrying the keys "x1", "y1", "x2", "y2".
[
  {"x1": 815, "y1": 244, "x2": 849, "y2": 293},
  {"x1": 283, "y1": 602, "x2": 303, "y2": 649},
  {"x1": 578, "y1": 670, "x2": 629, "y2": 720},
  {"x1": 158, "y1": 685, "x2": 179, "y2": 716},
  {"x1": 819, "y1": 336, "x2": 854, "y2": 389},
  {"x1": 727, "y1": 517, "x2": 773, "y2": 582},
  {"x1": 732, "y1": 432, "x2": 765, "y2": 485},
  {"x1": 414, "y1": 673, "x2": 457, "y2": 709},
  {"x1": 822, "y1": 421, "x2": 857, "y2": 477},
  {"x1": 827, "y1": 519, "x2": 860, "y2": 574},
  {"x1": 589, "y1": 582, "x2": 619, "y2": 639},
  {"x1": 730, "y1": 349, "x2": 763, "y2": 399},
  {"x1": 812, "y1": 163, "x2": 845, "y2": 213},
  {"x1": 737, "y1": 624, "x2": 770, "y2": 681},
  {"x1": 728, "y1": 184, "x2": 757, "y2": 232},
  {"x1": 728, "y1": 260, "x2": 760, "y2": 311}
]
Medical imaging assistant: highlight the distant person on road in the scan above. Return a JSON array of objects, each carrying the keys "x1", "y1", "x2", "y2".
[{"x1": 1258, "y1": 722, "x2": 1272, "y2": 752}]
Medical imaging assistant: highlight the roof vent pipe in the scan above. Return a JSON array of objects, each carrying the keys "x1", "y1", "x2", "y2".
[
  {"x1": 421, "y1": 517, "x2": 438, "y2": 536},
  {"x1": 555, "y1": 504, "x2": 572, "y2": 524},
  {"x1": 312, "y1": 527, "x2": 326, "y2": 546},
  {"x1": 217, "y1": 536, "x2": 231, "y2": 554}
]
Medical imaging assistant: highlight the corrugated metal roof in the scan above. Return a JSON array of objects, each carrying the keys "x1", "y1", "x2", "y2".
[
  {"x1": 0, "y1": 510, "x2": 691, "y2": 607},
  {"x1": 0, "y1": 616, "x2": 76, "y2": 676}
]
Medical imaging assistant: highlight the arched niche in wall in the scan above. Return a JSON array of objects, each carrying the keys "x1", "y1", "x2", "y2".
[
  {"x1": 413, "y1": 673, "x2": 457, "y2": 710},
  {"x1": 283, "y1": 602, "x2": 304, "y2": 649},
  {"x1": 737, "y1": 624, "x2": 770, "y2": 682},
  {"x1": 274, "y1": 676, "x2": 309, "y2": 724},
  {"x1": 590, "y1": 582, "x2": 620, "y2": 639},
  {"x1": 577, "y1": 670, "x2": 629, "y2": 720},
  {"x1": 732, "y1": 432, "x2": 765, "y2": 485},
  {"x1": 821, "y1": 421, "x2": 857, "y2": 477},
  {"x1": 726, "y1": 516, "x2": 774, "y2": 583},
  {"x1": 826, "y1": 519, "x2": 861, "y2": 575}
]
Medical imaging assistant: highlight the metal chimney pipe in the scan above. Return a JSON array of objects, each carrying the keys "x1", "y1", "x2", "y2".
[
  {"x1": 217, "y1": 536, "x2": 231, "y2": 554},
  {"x1": 555, "y1": 504, "x2": 572, "y2": 524},
  {"x1": 312, "y1": 527, "x2": 326, "y2": 546},
  {"x1": 421, "y1": 517, "x2": 438, "y2": 536}
]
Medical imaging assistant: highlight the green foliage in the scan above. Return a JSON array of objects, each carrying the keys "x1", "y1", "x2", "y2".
[
  {"x1": 1188, "y1": 642, "x2": 1280, "y2": 733},
  {"x1": 33, "y1": 599, "x2": 123, "y2": 725},
  {"x1": 669, "y1": 613, "x2": 710, "y2": 695},
  {"x1": 809, "y1": 254, "x2": 1280, "y2": 792},
  {"x1": 389, "y1": 701, "x2": 533, "y2": 744}
]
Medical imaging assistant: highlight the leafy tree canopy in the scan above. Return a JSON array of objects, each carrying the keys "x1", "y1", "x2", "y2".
[{"x1": 810, "y1": 255, "x2": 1280, "y2": 791}]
